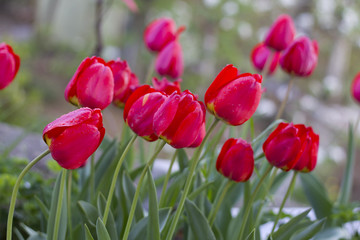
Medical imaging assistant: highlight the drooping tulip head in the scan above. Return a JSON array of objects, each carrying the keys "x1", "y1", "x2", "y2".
[
  {"x1": 264, "y1": 14, "x2": 296, "y2": 51},
  {"x1": 43, "y1": 108, "x2": 105, "y2": 169},
  {"x1": 205, "y1": 65, "x2": 262, "y2": 126},
  {"x1": 144, "y1": 18, "x2": 176, "y2": 52},
  {"x1": 0, "y1": 42, "x2": 20, "y2": 90},
  {"x1": 155, "y1": 40, "x2": 184, "y2": 79},
  {"x1": 251, "y1": 42, "x2": 280, "y2": 75},
  {"x1": 216, "y1": 138, "x2": 254, "y2": 182},
  {"x1": 65, "y1": 56, "x2": 114, "y2": 110},
  {"x1": 152, "y1": 77, "x2": 181, "y2": 95}
]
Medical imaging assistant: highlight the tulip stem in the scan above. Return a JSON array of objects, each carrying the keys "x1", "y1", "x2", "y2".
[
  {"x1": 67, "y1": 170, "x2": 73, "y2": 240},
  {"x1": 275, "y1": 76, "x2": 294, "y2": 119},
  {"x1": 270, "y1": 171, "x2": 298, "y2": 235},
  {"x1": 53, "y1": 169, "x2": 67, "y2": 240},
  {"x1": 90, "y1": 154, "x2": 95, "y2": 200},
  {"x1": 103, "y1": 134, "x2": 137, "y2": 225},
  {"x1": 6, "y1": 149, "x2": 50, "y2": 240},
  {"x1": 122, "y1": 141, "x2": 166, "y2": 240},
  {"x1": 165, "y1": 118, "x2": 219, "y2": 240},
  {"x1": 237, "y1": 164, "x2": 273, "y2": 240},
  {"x1": 159, "y1": 150, "x2": 178, "y2": 208},
  {"x1": 208, "y1": 179, "x2": 233, "y2": 226}
]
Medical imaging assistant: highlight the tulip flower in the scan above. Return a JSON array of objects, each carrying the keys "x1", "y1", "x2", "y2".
[
  {"x1": 124, "y1": 85, "x2": 167, "y2": 141},
  {"x1": 153, "y1": 90, "x2": 206, "y2": 148},
  {"x1": 263, "y1": 122, "x2": 319, "y2": 171},
  {"x1": 107, "y1": 58, "x2": 139, "y2": 108},
  {"x1": 0, "y1": 42, "x2": 20, "y2": 90},
  {"x1": 155, "y1": 40, "x2": 184, "y2": 79},
  {"x1": 264, "y1": 14, "x2": 296, "y2": 51},
  {"x1": 43, "y1": 108, "x2": 105, "y2": 169},
  {"x1": 65, "y1": 56, "x2": 114, "y2": 110},
  {"x1": 351, "y1": 73, "x2": 360, "y2": 104},
  {"x1": 251, "y1": 42, "x2": 280, "y2": 75},
  {"x1": 216, "y1": 138, "x2": 254, "y2": 182},
  {"x1": 280, "y1": 36, "x2": 318, "y2": 77},
  {"x1": 205, "y1": 65, "x2": 262, "y2": 126},
  {"x1": 144, "y1": 18, "x2": 177, "y2": 52},
  {"x1": 152, "y1": 77, "x2": 181, "y2": 95}
]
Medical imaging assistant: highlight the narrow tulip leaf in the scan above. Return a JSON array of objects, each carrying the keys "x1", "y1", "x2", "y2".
[
  {"x1": 47, "y1": 171, "x2": 67, "y2": 240},
  {"x1": 290, "y1": 219, "x2": 326, "y2": 240},
  {"x1": 96, "y1": 192, "x2": 118, "y2": 239},
  {"x1": 312, "y1": 227, "x2": 351, "y2": 240},
  {"x1": 28, "y1": 233, "x2": 47, "y2": 240},
  {"x1": 129, "y1": 163, "x2": 146, "y2": 180},
  {"x1": 188, "y1": 180, "x2": 215, "y2": 200},
  {"x1": 72, "y1": 224, "x2": 83, "y2": 240},
  {"x1": 84, "y1": 224, "x2": 94, "y2": 240},
  {"x1": 147, "y1": 168, "x2": 160, "y2": 240},
  {"x1": 300, "y1": 173, "x2": 333, "y2": 219},
  {"x1": 122, "y1": 172, "x2": 144, "y2": 221},
  {"x1": 96, "y1": 218, "x2": 111, "y2": 240},
  {"x1": 245, "y1": 229, "x2": 256, "y2": 240},
  {"x1": 271, "y1": 208, "x2": 312, "y2": 240},
  {"x1": 337, "y1": 124, "x2": 355, "y2": 205},
  {"x1": 177, "y1": 149, "x2": 189, "y2": 170},
  {"x1": 13, "y1": 228, "x2": 25, "y2": 240},
  {"x1": 184, "y1": 199, "x2": 216, "y2": 240},
  {"x1": 212, "y1": 225, "x2": 224, "y2": 240},
  {"x1": 77, "y1": 201, "x2": 99, "y2": 227},
  {"x1": 35, "y1": 195, "x2": 49, "y2": 220},
  {"x1": 163, "y1": 168, "x2": 188, "y2": 206}
]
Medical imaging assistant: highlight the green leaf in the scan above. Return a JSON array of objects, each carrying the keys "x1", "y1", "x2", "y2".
[
  {"x1": 163, "y1": 168, "x2": 188, "y2": 206},
  {"x1": 188, "y1": 180, "x2": 215, "y2": 200},
  {"x1": 14, "y1": 228, "x2": 25, "y2": 240},
  {"x1": 313, "y1": 227, "x2": 351, "y2": 240},
  {"x1": 47, "y1": 171, "x2": 67, "y2": 240},
  {"x1": 96, "y1": 218, "x2": 111, "y2": 240},
  {"x1": 147, "y1": 168, "x2": 160, "y2": 240},
  {"x1": 245, "y1": 229, "x2": 256, "y2": 240},
  {"x1": 290, "y1": 219, "x2": 326, "y2": 240},
  {"x1": 96, "y1": 192, "x2": 118, "y2": 240},
  {"x1": 177, "y1": 149, "x2": 189, "y2": 170},
  {"x1": 337, "y1": 124, "x2": 356, "y2": 205},
  {"x1": 78, "y1": 201, "x2": 98, "y2": 227},
  {"x1": 184, "y1": 199, "x2": 216, "y2": 240},
  {"x1": 28, "y1": 233, "x2": 47, "y2": 240},
  {"x1": 271, "y1": 209, "x2": 312, "y2": 240},
  {"x1": 300, "y1": 174, "x2": 333, "y2": 219},
  {"x1": 35, "y1": 195, "x2": 49, "y2": 220},
  {"x1": 84, "y1": 224, "x2": 94, "y2": 240},
  {"x1": 122, "y1": 172, "x2": 144, "y2": 221}
]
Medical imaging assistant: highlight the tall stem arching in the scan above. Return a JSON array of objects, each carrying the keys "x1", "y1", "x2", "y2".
[
  {"x1": 237, "y1": 165, "x2": 273, "y2": 240},
  {"x1": 53, "y1": 169, "x2": 67, "y2": 240},
  {"x1": 270, "y1": 171, "x2": 298, "y2": 235},
  {"x1": 122, "y1": 141, "x2": 166, "y2": 240},
  {"x1": 90, "y1": 154, "x2": 95, "y2": 200},
  {"x1": 275, "y1": 76, "x2": 294, "y2": 120},
  {"x1": 103, "y1": 134, "x2": 137, "y2": 225},
  {"x1": 165, "y1": 118, "x2": 219, "y2": 240},
  {"x1": 6, "y1": 149, "x2": 50, "y2": 240},
  {"x1": 159, "y1": 149, "x2": 178, "y2": 207}
]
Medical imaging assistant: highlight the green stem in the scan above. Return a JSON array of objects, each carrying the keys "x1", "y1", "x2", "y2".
[
  {"x1": 67, "y1": 171, "x2": 73, "y2": 240},
  {"x1": 6, "y1": 149, "x2": 50, "y2": 240},
  {"x1": 103, "y1": 134, "x2": 137, "y2": 225},
  {"x1": 275, "y1": 77, "x2": 294, "y2": 120},
  {"x1": 165, "y1": 118, "x2": 219, "y2": 240},
  {"x1": 53, "y1": 169, "x2": 67, "y2": 240},
  {"x1": 159, "y1": 150, "x2": 178, "y2": 207},
  {"x1": 122, "y1": 141, "x2": 166, "y2": 240},
  {"x1": 237, "y1": 165, "x2": 273, "y2": 240},
  {"x1": 90, "y1": 154, "x2": 95, "y2": 200},
  {"x1": 270, "y1": 171, "x2": 298, "y2": 235},
  {"x1": 208, "y1": 179, "x2": 233, "y2": 226}
]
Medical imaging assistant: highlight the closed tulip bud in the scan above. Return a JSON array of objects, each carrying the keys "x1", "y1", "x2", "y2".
[
  {"x1": 153, "y1": 90, "x2": 206, "y2": 148},
  {"x1": 108, "y1": 58, "x2": 139, "y2": 108},
  {"x1": 205, "y1": 65, "x2": 262, "y2": 126},
  {"x1": 264, "y1": 14, "x2": 296, "y2": 51},
  {"x1": 0, "y1": 42, "x2": 20, "y2": 90},
  {"x1": 216, "y1": 138, "x2": 254, "y2": 182},
  {"x1": 293, "y1": 127, "x2": 319, "y2": 172},
  {"x1": 155, "y1": 40, "x2": 184, "y2": 79},
  {"x1": 263, "y1": 122, "x2": 319, "y2": 171},
  {"x1": 351, "y1": 73, "x2": 360, "y2": 104},
  {"x1": 144, "y1": 18, "x2": 176, "y2": 52},
  {"x1": 124, "y1": 85, "x2": 167, "y2": 141},
  {"x1": 251, "y1": 42, "x2": 280, "y2": 75},
  {"x1": 152, "y1": 77, "x2": 181, "y2": 95},
  {"x1": 280, "y1": 36, "x2": 318, "y2": 77},
  {"x1": 43, "y1": 108, "x2": 105, "y2": 169},
  {"x1": 65, "y1": 56, "x2": 114, "y2": 110}
]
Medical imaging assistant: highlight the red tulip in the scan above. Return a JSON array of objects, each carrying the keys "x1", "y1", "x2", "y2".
[
  {"x1": 264, "y1": 14, "x2": 296, "y2": 51},
  {"x1": 124, "y1": 85, "x2": 167, "y2": 141},
  {"x1": 153, "y1": 90, "x2": 206, "y2": 148},
  {"x1": 144, "y1": 18, "x2": 177, "y2": 52},
  {"x1": 65, "y1": 56, "x2": 114, "y2": 110},
  {"x1": 205, "y1": 65, "x2": 262, "y2": 126},
  {"x1": 251, "y1": 42, "x2": 280, "y2": 75},
  {"x1": 43, "y1": 108, "x2": 105, "y2": 169},
  {"x1": 155, "y1": 40, "x2": 184, "y2": 79},
  {"x1": 108, "y1": 58, "x2": 139, "y2": 108},
  {"x1": 280, "y1": 36, "x2": 318, "y2": 77},
  {"x1": 152, "y1": 77, "x2": 181, "y2": 95},
  {"x1": 351, "y1": 73, "x2": 360, "y2": 104},
  {"x1": 0, "y1": 42, "x2": 20, "y2": 90},
  {"x1": 263, "y1": 122, "x2": 319, "y2": 171},
  {"x1": 216, "y1": 138, "x2": 254, "y2": 182}
]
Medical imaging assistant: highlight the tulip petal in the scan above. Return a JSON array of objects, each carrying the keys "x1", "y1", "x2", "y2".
[
  {"x1": 153, "y1": 92, "x2": 180, "y2": 136},
  {"x1": 123, "y1": 85, "x2": 155, "y2": 120},
  {"x1": 216, "y1": 138, "x2": 236, "y2": 171}
]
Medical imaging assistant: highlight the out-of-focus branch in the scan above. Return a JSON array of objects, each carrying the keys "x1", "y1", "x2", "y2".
[{"x1": 94, "y1": 0, "x2": 104, "y2": 57}]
